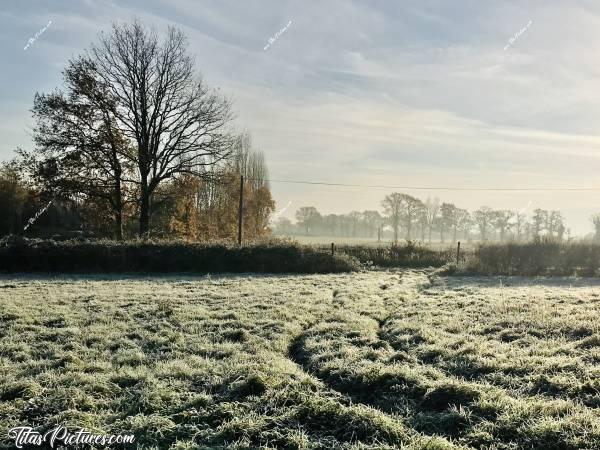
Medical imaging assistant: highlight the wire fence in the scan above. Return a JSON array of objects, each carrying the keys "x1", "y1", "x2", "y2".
[{"x1": 308, "y1": 240, "x2": 464, "y2": 268}]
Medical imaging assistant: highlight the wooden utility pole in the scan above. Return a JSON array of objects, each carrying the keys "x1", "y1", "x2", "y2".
[
  {"x1": 237, "y1": 175, "x2": 244, "y2": 246},
  {"x1": 456, "y1": 241, "x2": 461, "y2": 266}
]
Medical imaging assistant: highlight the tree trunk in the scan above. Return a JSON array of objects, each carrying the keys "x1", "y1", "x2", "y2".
[
  {"x1": 115, "y1": 209, "x2": 123, "y2": 240},
  {"x1": 139, "y1": 178, "x2": 150, "y2": 238},
  {"x1": 139, "y1": 199, "x2": 149, "y2": 237},
  {"x1": 114, "y1": 173, "x2": 124, "y2": 241}
]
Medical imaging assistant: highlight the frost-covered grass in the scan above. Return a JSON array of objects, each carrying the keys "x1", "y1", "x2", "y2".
[{"x1": 1, "y1": 271, "x2": 600, "y2": 449}]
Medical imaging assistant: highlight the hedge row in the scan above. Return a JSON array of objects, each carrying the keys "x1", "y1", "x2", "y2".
[
  {"x1": 0, "y1": 237, "x2": 359, "y2": 274},
  {"x1": 330, "y1": 241, "x2": 455, "y2": 268},
  {"x1": 331, "y1": 240, "x2": 600, "y2": 276},
  {"x1": 466, "y1": 241, "x2": 600, "y2": 276},
  {"x1": 5, "y1": 237, "x2": 599, "y2": 276}
]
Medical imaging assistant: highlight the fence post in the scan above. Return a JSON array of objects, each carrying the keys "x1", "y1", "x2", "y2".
[
  {"x1": 456, "y1": 241, "x2": 461, "y2": 266},
  {"x1": 331, "y1": 242, "x2": 335, "y2": 256},
  {"x1": 237, "y1": 175, "x2": 244, "y2": 246}
]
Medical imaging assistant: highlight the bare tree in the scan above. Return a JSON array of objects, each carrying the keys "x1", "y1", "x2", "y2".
[
  {"x1": 493, "y1": 210, "x2": 514, "y2": 242},
  {"x1": 474, "y1": 206, "x2": 494, "y2": 241},
  {"x1": 363, "y1": 210, "x2": 382, "y2": 239},
  {"x1": 274, "y1": 217, "x2": 292, "y2": 235},
  {"x1": 402, "y1": 195, "x2": 424, "y2": 240},
  {"x1": 320, "y1": 214, "x2": 335, "y2": 236},
  {"x1": 514, "y1": 212, "x2": 526, "y2": 241},
  {"x1": 459, "y1": 211, "x2": 473, "y2": 241},
  {"x1": 231, "y1": 132, "x2": 269, "y2": 190},
  {"x1": 557, "y1": 221, "x2": 566, "y2": 241},
  {"x1": 439, "y1": 203, "x2": 456, "y2": 243},
  {"x1": 295, "y1": 207, "x2": 321, "y2": 235},
  {"x1": 348, "y1": 211, "x2": 363, "y2": 237},
  {"x1": 547, "y1": 211, "x2": 563, "y2": 238},
  {"x1": 451, "y1": 208, "x2": 470, "y2": 243},
  {"x1": 227, "y1": 132, "x2": 273, "y2": 235},
  {"x1": 382, "y1": 193, "x2": 403, "y2": 243},
  {"x1": 417, "y1": 207, "x2": 427, "y2": 241},
  {"x1": 592, "y1": 214, "x2": 600, "y2": 241},
  {"x1": 89, "y1": 20, "x2": 233, "y2": 236},
  {"x1": 381, "y1": 193, "x2": 422, "y2": 241},
  {"x1": 532, "y1": 209, "x2": 547, "y2": 239},
  {"x1": 424, "y1": 197, "x2": 440, "y2": 242},
  {"x1": 524, "y1": 222, "x2": 532, "y2": 241}
]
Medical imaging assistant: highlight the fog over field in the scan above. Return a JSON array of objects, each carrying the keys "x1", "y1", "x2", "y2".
[{"x1": 3, "y1": 1, "x2": 600, "y2": 235}]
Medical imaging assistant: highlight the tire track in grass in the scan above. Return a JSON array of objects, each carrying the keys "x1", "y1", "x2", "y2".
[
  {"x1": 371, "y1": 271, "x2": 600, "y2": 448},
  {"x1": 285, "y1": 322, "x2": 468, "y2": 449},
  {"x1": 284, "y1": 322, "x2": 420, "y2": 448},
  {"x1": 285, "y1": 271, "x2": 491, "y2": 444},
  {"x1": 284, "y1": 271, "x2": 416, "y2": 443},
  {"x1": 287, "y1": 318, "x2": 484, "y2": 447}
]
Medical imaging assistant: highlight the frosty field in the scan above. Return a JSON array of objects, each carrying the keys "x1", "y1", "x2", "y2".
[{"x1": 1, "y1": 271, "x2": 600, "y2": 449}]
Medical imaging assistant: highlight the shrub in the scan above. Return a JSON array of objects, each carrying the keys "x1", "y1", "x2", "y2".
[
  {"x1": 330, "y1": 241, "x2": 454, "y2": 268},
  {"x1": 466, "y1": 240, "x2": 600, "y2": 276},
  {"x1": 320, "y1": 239, "x2": 600, "y2": 276},
  {"x1": 0, "y1": 236, "x2": 359, "y2": 274}
]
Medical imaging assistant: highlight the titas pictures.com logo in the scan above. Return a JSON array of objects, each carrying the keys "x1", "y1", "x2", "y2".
[{"x1": 8, "y1": 426, "x2": 135, "y2": 448}]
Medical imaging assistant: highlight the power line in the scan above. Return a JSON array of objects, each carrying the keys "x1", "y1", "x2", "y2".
[{"x1": 260, "y1": 178, "x2": 600, "y2": 192}]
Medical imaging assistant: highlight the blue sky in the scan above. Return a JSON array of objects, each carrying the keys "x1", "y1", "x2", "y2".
[{"x1": 2, "y1": 0, "x2": 600, "y2": 235}]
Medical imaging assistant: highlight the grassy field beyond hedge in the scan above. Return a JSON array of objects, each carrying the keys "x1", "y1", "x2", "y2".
[
  {"x1": 2, "y1": 270, "x2": 600, "y2": 448},
  {"x1": 0, "y1": 237, "x2": 358, "y2": 274}
]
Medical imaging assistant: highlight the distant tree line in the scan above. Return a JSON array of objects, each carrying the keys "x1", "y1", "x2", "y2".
[
  {"x1": 0, "y1": 21, "x2": 274, "y2": 241},
  {"x1": 276, "y1": 193, "x2": 573, "y2": 243}
]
